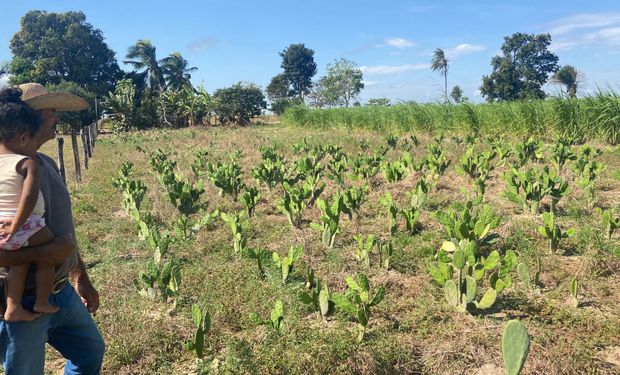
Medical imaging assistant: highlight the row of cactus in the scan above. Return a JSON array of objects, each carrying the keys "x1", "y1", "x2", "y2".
[{"x1": 112, "y1": 162, "x2": 182, "y2": 303}]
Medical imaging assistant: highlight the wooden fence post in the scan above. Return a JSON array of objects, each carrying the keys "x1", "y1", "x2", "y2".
[
  {"x1": 84, "y1": 126, "x2": 92, "y2": 159},
  {"x1": 56, "y1": 137, "x2": 66, "y2": 185},
  {"x1": 90, "y1": 123, "x2": 97, "y2": 149},
  {"x1": 71, "y1": 129, "x2": 82, "y2": 182},
  {"x1": 80, "y1": 130, "x2": 89, "y2": 170}
]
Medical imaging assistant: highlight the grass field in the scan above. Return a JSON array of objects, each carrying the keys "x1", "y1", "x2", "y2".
[
  {"x1": 281, "y1": 93, "x2": 620, "y2": 145},
  {"x1": 39, "y1": 124, "x2": 620, "y2": 374}
]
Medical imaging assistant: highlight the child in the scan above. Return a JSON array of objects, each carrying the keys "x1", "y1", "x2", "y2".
[{"x1": 0, "y1": 87, "x2": 57, "y2": 322}]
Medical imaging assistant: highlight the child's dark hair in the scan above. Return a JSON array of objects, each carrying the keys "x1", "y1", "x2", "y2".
[{"x1": 0, "y1": 87, "x2": 41, "y2": 142}]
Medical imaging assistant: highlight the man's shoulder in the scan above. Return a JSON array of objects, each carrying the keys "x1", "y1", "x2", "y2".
[{"x1": 36, "y1": 152, "x2": 60, "y2": 172}]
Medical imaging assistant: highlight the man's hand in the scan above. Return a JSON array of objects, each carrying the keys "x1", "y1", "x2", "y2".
[{"x1": 76, "y1": 275, "x2": 100, "y2": 314}]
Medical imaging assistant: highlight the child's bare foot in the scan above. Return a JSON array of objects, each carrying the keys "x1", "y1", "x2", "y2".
[
  {"x1": 33, "y1": 301, "x2": 59, "y2": 314},
  {"x1": 4, "y1": 306, "x2": 41, "y2": 322}
]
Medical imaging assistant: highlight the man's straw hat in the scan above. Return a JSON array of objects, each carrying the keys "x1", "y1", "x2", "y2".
[{"x1": 18, "y1": 83, "x2": 89, "y2": 112}]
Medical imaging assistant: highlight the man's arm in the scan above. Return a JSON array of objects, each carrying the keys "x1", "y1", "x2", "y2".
[
  {"x1": 70, "y1": 252, "x2": 100, "y2": 314},
  {"x1": 0, "y1": 233, "x2": 75, "y2": 267}
]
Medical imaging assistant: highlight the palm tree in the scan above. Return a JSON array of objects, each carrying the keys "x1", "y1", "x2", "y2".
[
  {"x1": 552, "y1": 65, "x2": 579, "y2": 98},
  {"x1": 431, "y1": 48, "x2": 449, "y2": 103},
  {"x1": 124, "y1": 40, "x2": 165, "y2": 91},
  {"x1": 160, "y1": 52, "x2": 198, "y2": 91}
]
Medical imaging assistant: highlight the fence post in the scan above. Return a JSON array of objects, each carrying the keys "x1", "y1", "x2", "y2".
[
  {"x1": 56, "y1": 137, "x2": 66, "y2": 185},
  {"x1": 80, "y1": 130, "x2": 89, "y2": 170},
  {"x1": 71, "y1": 129, "x2": 82, "y2": 182},
  {"x1": 89, "y1": 123, "x2": 96, "y2": 150},
  {"x1": 85, "y1": 126, "x2": 93, "y2": 158}
]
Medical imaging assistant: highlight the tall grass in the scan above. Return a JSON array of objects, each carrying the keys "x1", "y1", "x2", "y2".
[{"x1": 281, "y1": 91, "x2": 620, "y2": 144}]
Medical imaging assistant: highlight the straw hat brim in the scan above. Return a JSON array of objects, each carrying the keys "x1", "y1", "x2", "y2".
[{"x1": 24, "y1": 93, "x2": 90, "y2": 112}]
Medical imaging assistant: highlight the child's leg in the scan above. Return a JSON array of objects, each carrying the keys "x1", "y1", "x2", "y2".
[
  {"x1": 27, "y1": 227, "x2": 54, "y2": 247},
  {"x1": 4, "y1": 264, "x2": 41, "y2": 322},
  {"x1": 18, "y1": 227, "x2": 58, "y2": 314},
  {"x1": 33, "y1": 260, "x2": 58, "y2": 314}
]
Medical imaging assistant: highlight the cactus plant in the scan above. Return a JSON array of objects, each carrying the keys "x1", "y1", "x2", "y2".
[
  {"x1": 298, "y1": 279, "x2": 333, "y2": 319},
  {"x1": 241, "y1": 186, "x2": 261, "y2": 218},
  {"x1": 538, "y1": 212, "x2": 575, "y2": 252},
  {"x1": 550, "y1": 140, "x2": 576, "y2": 174},
  {"x1": 429, "y1": 240, "x2": 518, "y2": 313},
  {"x1": 249, "y1": 300, "x2": 284, "y2": 334},
  {"x1": 570, "y1": 276, "x2": 579, "y2": 307},
  {"x1": 277, "y1": 183, "x2": 312, "y2": 229},
  {"x1": 385, "y1": 134, "x2": 398, "y2": 149},
  {"x1": 502, "y1": 320, "x2": 530, "y2": 375},
  {"x1": 503, "y1": 167, "x2": 550, "y2": 214},
  {"x1": 597, "y1": 208, "x2": 620, "y2": 239},
  {"x1": 244, "y1": 247, "x2": 271, "y2": 277},
  {"x1": 184, "y1": 304, "x2": 211, "y2": 358},
  {"x1": 423, "y1": 143, "x2": 450, "y2": 178},
  {"x1": 220, "y1": 211, "x2": 248, "y2": 257},
  {"x1": 456, "y1": 146, "x2": 496, "y2": 180},
  {"x1": 543, "y1": 167, "x2": 570, "y2": 214},
  {"x1": 332, "y1": 273, "x2": 385, "y2": 342},
  {"x1": 435, "y1": 200, "x2": 500, "y2": 248},
  {"x1": 377, "y1": 239, "x2": 394, "y2": 270},
  {"x1": 381, "y1": 160, "x2": 408, "y2": 182},
  {"x1": 311, "y1": 194, "x2": 351, "y2": 248},
  {"x1": 205, "y1": 154, "x2": 245, "y2": 201},
  {"x1": 578, "y1": 160, "x2": 606, "y2": 207},
  {"x1": 272, "y1": 245, "x2": 303, "y2": 283},
  {"x1": 342, "y1": 184, "x2": 369, "y2": 223},
  {"x1": 407, "y1": 179, "x2": 430, "y2": 209},
  {"x1": 380, "y1": 192, "x2": 399, "y2": 235},
  {"x1": 354, "y1": 234, "x2": 375, "y2": 268}
]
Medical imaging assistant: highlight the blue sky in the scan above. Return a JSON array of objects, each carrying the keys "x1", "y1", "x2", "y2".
[{"x1": 2, "y1": 1, "x2": 620, "y2": 103}]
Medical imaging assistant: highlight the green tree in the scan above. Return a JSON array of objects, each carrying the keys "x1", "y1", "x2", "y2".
[
  {"x1": 124, "y1": 39, "x2": 165, "y2": 91},
  {"x1": 48, "y1": 81, "x2": 96, "y2": 131},
  {"x1": 480, "y1": 33, "x2": 559, "y2": 101},
  {"x1": 551, "y1": 65, "x2": 580, "y2": 98},
  {"x1": 279, "y1": 44, "x2": 317, "y2": 100},
  {"x1": 102, "y1": 79, "x2": 139, "y2": 131},
  {"x1": 213, "y1": 82, "x2": 266, "y2": 125},
  {"x1": 8, "y1": 10, "x2": 121, "y2": 96},
  {"x1": 161, "y1": 52, "x2": 197, "y2": 91},
  {"x1": 267, "y1": 73, "x2": 299, "y2": 115},
  {"x1": 266, "y1": 73, "x2": 291, "y2": 101},
  {"x1": 179, "y1": 85, "x2": 212, "y2": 126},
  {"x1": 367, "y1": 98, "x2": 391, "y2": 106},
  {"x1": 322, "y1": 58, "x2": 364, "y2": 107},
  {"x1": 307, "y1": 77, "x2": 331, "y2": 108},
  {"x1": 450, "y1": 85, "x2": 468, "y2": 103},
  {"x1": 431, "y1": 48, "x2": 449, "y2": 103}
]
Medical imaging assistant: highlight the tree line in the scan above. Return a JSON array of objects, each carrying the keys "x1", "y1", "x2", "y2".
[{"x1": 2, "y1": 10, "x2": 583, "y2": 131}]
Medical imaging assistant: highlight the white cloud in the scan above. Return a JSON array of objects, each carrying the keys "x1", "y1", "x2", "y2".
[
  {"x1": 360, "y1": 63, "x2": 429, "y2": 75},
  {"x1": 545, "y1": 13, "x2": 620, "y2": 51},
  {"x1": 186, "y1": 37, "x2": 219, "y2": 53},
  {"x1": 549, "y1": 41, "x2": 577, "y2": 52},
  {"x1": 0, "y1": 75, "x2": 9, "y2": 89},
  {"x1": 548, "y1": 13, "x2": 620, "y2": 36},
  {"x1": 445, "y1": 44, "x2": 486, "y2": 58},
  {"x1": 586, "y1": 27, "x2": 620, "y2": 45},
  {"x1": 385, "y1": 38, "x2": 414, "y2": 49},
  {"x1": 362, "y1": 80, "x2": 379, "y2": 86}
]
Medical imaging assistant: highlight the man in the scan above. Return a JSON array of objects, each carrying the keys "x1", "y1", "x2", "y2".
[{"x1": 0, "y1": 83, "x2": 104, "y2": 374}]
